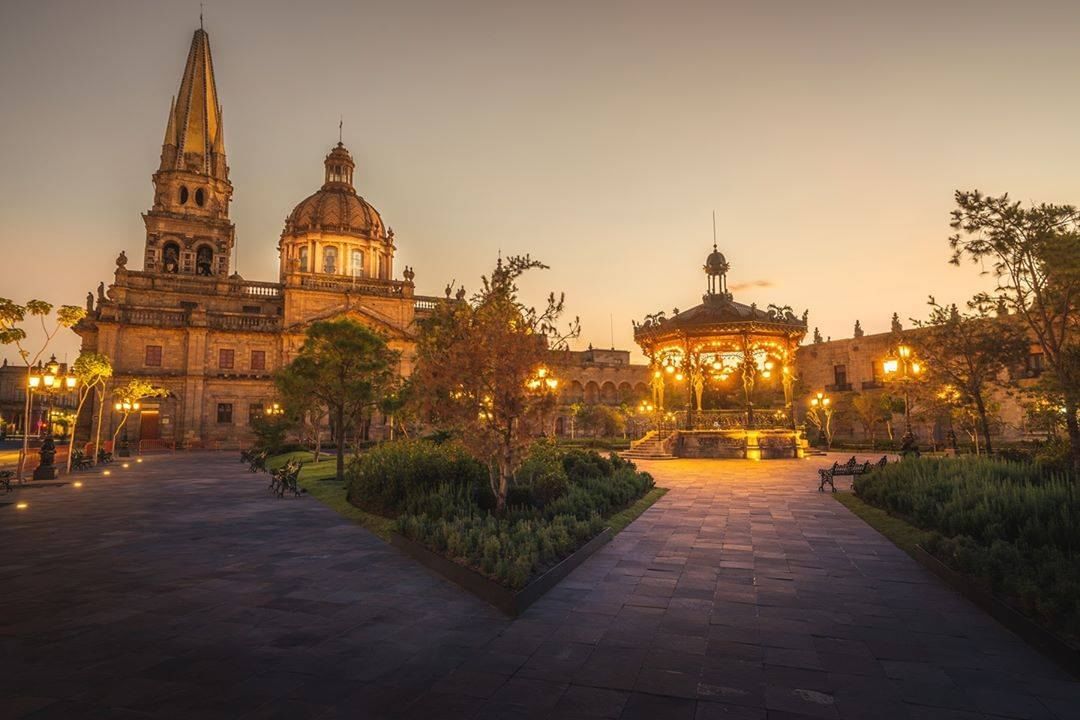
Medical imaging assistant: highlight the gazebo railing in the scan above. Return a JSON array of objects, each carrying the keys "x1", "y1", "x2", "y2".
[{"x1": 675, "y1": 409, "x2": 792, "y2": 431}]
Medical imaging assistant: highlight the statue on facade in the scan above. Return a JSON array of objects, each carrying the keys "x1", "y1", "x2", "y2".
[
  {"x1": 116, "y1": 250, "x2": 128, "y2": 268},
  {"x1": 853, "y1": 319, "x2": 864, "y2": 338},
  {"x1": 97, "y1": 282, "x2": 106, "y2": 305},
  {"x1": 86, "y1": 292, "x2": 94, "y2": 313},
  {"x1": 402, "y1": 266, "x2": 415, "y2": 283},
  {"x1": 455, "y1": 286, "x2": 466, "y2": 301},
  {"x1": 444, "y1": 282, "x2": 453, "y2": 298}
]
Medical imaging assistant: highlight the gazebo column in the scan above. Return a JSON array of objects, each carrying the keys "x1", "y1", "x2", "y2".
[
  {"x1": 741, "y1": 335, "x2": 756, "y2": 427},
  {"x1": 782, "y1": 338, "x2": 796, "y2": 431}
]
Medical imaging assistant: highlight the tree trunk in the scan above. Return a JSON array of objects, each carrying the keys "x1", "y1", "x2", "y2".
[
  {"x1": 93, "y1": 384, "x2": 106, "y2": 464},
  {"x1": 17, "y1": 367, "x2": 32, "y2": 483},
  {"x1": 66, "y1": 386, "x2": 91, "y2": 474},
  {"x1": 974, "y1": 393, "x2": 994, "y2": 456},
  {"x1": 1065, "y1": 396, "x2": 1080, "y2": 477},
  {"x1": 335, "y1": 404, "x2": 345, "y2": 482}
]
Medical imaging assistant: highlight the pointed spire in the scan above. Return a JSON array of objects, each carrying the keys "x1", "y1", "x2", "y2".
[{"x1": 160, "y1": 26, "x2": 226, "y2": 179}]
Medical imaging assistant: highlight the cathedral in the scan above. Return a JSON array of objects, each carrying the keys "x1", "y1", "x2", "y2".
[{"x1": 75, "y1": 27, "x2": 441, "y2": 448}]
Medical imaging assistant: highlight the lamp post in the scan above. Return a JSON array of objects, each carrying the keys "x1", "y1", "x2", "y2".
[
  {"x1": 23, "y1": 355, "x2": 77, "y2": 481},
  {"x1": 113, "y1": 400, "x2": 140, "y2": 457},
  {"x1": 882, "y1": 344, "x2": 923, "y2": 436},
  {"x1": 526, "y1": 366, "x2": 559, "y2": 436},
  {"x1": 264, "y1": 402, "x2": 285, "y2": 417},
  {"x1": 808, "y1": 391, "x2": 833, "y2": 449}
]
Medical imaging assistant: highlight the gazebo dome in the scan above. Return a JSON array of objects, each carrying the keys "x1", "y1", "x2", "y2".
[{"x1": 705, "y1": 247, "x2": 728, "y2": 276}]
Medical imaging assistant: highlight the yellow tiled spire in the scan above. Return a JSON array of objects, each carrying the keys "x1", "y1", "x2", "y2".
[{"x1": 159, "y1": 28, "x2": 226, "y2": 179}]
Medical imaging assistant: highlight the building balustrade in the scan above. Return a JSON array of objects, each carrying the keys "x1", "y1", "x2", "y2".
[{"x1": 206, "y1": 313, "x2": 282, "y2": 332}]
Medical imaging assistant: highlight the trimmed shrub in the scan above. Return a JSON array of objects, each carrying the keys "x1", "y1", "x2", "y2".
[{"x1": 345, "y1": 439, "x2": 488, "y2": 516}]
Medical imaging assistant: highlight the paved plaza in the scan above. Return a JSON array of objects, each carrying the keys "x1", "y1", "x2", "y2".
[{"x1": 2, "y1": 453, "x2": 1077, "y2": 719}]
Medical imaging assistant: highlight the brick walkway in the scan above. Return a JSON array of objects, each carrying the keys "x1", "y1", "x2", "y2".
[{"x1": 1, "y1": 453, "x2": 1076, "y2": 719}]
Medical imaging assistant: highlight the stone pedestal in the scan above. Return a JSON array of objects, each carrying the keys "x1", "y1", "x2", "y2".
[{"x1": 33, "y1": 465, "x2": 58, "y2": 480}]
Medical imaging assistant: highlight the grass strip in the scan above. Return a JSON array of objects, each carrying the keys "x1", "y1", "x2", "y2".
[
  {"x1": 266, "y1": 451, "x2": 395, "y2": 540},
  {"x1": 608, "y1": 487, "x2": 668, "y2": 534},
  {"x1": 832, "y1": 490, "x2": 931, "y2": 558}
]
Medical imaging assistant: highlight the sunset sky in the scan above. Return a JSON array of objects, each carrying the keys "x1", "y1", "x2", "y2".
[{"x1": 3, "y1": 0, "x2": 1079, "y2": 364}]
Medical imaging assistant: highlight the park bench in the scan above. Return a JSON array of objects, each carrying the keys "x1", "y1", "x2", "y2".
[
  {"x1": 97, "y1": 448, "x2": 113, "y2": 464},
  {"x1": 70, "y1": 449, "x2": 93, "y2": 471},
  {"x1": 267, "y1": 459, "x2": 303, "y2": 498},
  {"x1": 818, "y1": 455, "x2": 888, "y2": 492},
  {"x1": 243, "y1": 448, "x2": 268, "y2": 473},
  {"x1": 0, "y1": 470, "x2": 12, "y2": 493}
]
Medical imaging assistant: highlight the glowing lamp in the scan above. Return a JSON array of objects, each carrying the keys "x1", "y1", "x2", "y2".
[
  {"x1": 664, "y1": 364, "x2": 675, "y2": 374},
  {"x1": 911, "y1": 362, "x2": 922, "y2": 374},
  {"x1": 28, "y1": 376, "x2": 41, "y2": 389},
  {"x1": 898, "y1": 345, "x2": 911, "y2": 359},
  {"x1": 65, "y1": 375, "x2": 77, "y2": 389},
  {"x1": 15, "y1": 502, "x2": 28, "y2": 510},
  {"x1": 43, "y1": 374, "x2": 55, "y2": 388},
  {"x1": 674, "y1": 372, "x2": 684, "y2": 382},
  {"x1": 883, "y1": 359, "x2": 899, "y2": 375}
]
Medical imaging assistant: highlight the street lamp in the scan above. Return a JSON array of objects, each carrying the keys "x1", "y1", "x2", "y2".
[
  {"x1": 264, "y1": 402, "x2": 285, "y2": 417},
  {"x1": 808, "y1": 391, "x2": 833, "y2": 449},
  {"x1": 21, "y1": 356, "x2": 78, "y2": 481},
  {"x1": 113, "y1": 400, "x2": 140, "y2": 457},
  {"x1": 882, "y1": 343, "x2": 923, "y2": 436}
]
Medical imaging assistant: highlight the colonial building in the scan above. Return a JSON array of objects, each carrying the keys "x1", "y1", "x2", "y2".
[
  {"x1": 795, "y1": 324, "x2": 1046, "y2": 444},
  {"x1": 74, "y1": 27, "x2": 437, "y2": 448}
]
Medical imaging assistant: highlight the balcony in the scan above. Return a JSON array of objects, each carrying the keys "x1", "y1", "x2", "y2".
[{"x1": 825, "y1": 382, "x2": 853, "y2": 392}]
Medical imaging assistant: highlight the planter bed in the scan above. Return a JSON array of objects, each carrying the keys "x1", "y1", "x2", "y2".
[
  {"x1": 392, "y1": 527, "x2": 614, "y2": 616},
  {"x1": 911, "y1": 545, "x2": 1080, "y2": 679}
]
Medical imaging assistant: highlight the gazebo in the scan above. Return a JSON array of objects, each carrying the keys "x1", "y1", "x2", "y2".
[{"x1": 632, "y1": 245, "x2": 809, "y2": 459}]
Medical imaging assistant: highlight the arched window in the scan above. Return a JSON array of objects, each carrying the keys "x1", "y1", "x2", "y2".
[
  {"x1": 162, "y1": 242, "x2": 180, "y2": 274},
  {"x1": 351, "y1": 250, "x2": 364, "y2": 277},
  {"x1": 196, "y1": 246, "x2": 213, "y2": 276},
  {"x1": 378, "y1": 253, "x2": 387, "y2": 279},
  {"x1": 323, "y1": 247, "x2": 337, "y2": 274},
  {"x1": 298, "y1": 246, "x2": 309, "y2": 272},
  {"x1": 178, "y1": 186, "x2": 189, "y2": 205},
  {"x1": 194, "y1": 188, "x2": 206, "y2": 207}
]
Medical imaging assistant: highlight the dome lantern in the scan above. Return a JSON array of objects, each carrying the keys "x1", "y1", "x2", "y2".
[
  {"x1": 704, "y1": 242, "x2": 731, "y2": 299},
  {"x1": 323, "y1": 142, "x2": 355, "y2": 190}
]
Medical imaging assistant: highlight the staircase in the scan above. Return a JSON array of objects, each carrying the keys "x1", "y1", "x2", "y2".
[{"x1": 621, "y1": 430, "x2": 677, "y2": 460}]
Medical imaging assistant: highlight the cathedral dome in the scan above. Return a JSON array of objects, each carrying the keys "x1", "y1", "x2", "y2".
[{"x1": 283, "y1": 143, "x2": 386, "y2": 240}]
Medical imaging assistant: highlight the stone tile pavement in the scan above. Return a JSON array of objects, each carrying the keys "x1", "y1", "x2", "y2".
[{"x1": 1, "y1": 452, "x2": 1076, "y2": 719}]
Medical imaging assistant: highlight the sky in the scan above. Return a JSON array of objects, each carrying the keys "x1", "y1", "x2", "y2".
[{"x1": 2, "y1": 0, "x2": 1080, "y2": 365}]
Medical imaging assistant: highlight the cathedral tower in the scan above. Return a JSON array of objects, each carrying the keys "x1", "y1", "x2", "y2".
[{"x1": 142, "y1": 27, "x2": 234, "y2": 277}]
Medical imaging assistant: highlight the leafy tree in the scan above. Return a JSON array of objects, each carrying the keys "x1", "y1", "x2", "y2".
[
  {"x1": 0, "y1": 299, "x2": 86, "y2": 481},
  {"x1": 412, "y1": 255, "x2": 579, "y2": 512},
  {"x1": 277, "y1": 319, "x2": 397, "y2": 482},
  {"x1": 912, "y1": 298, "x2": 1028, "y2": 455},
  {"x1": 275, "y1": 358, "x2": 326, "y2": 461},
  {"x1": 110, "y1": 379, "x2": 168, "y2": 445},
  {"x1": 67, "y1": 351, "x2": 112, "y2": 473},
  {"x1": 576, "y1": 404, "x2": 625, "y2": 438},
  {"x1": 849, "y1": 391, "x2": 891, "y2": 448},
  {"x1": 805, "y1": 397, "x2": 835, "y2": 449},
  {"x1": 949, "y1": 190, "x2": 1080, "y2": 470}
]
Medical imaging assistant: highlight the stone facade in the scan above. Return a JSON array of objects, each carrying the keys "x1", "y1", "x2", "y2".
[{"x1": 794, "y1": 326, "x2": 1045, "y2": 443}]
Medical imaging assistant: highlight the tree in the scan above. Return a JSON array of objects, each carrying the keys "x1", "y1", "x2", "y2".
[
  {"x1": 277, "y1": 319, "x2": 397, "y2": 483},
  {"x1": 275, "y1": 359, "x2": 326, "y2": 461},
  {"x1": 949, "y1": 190, "x2": 1080, "y2": 471},
  {"x1": 911, "y1": 298, "x2": 1028, "y2": 455},
  {"x1": 0, "y1": 299, "x2": 86, "y2": 481},
  {"x1": 110, "y1": 379, "x2": 168, "y2": 445},
  {"x1": 849, "y1": 391, "x2": 890, "y2": 448},
  {"x1": 413, "y1": 255, "x2": 579, "y2": 512},
  {"x1": 66, "y1": 351, "x2": 112, "y2": 473},
  {"x1": 576, "y1": 404, "x2": 625, "y2": 438},
  {"x1": 805, "y1": 397, "x2": 835, "y2": 449}
]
